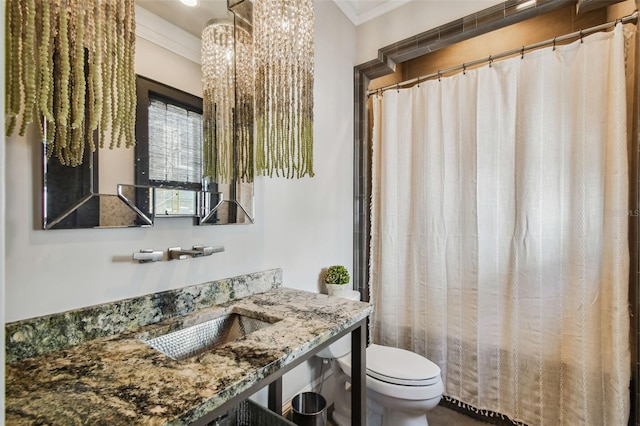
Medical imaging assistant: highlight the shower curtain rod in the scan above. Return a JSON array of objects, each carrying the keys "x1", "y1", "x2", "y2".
[{"x1": 367, "y1": 10, "x2": 639, "y2": 96}]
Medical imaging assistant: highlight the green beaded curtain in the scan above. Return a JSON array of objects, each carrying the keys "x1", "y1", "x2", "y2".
[
  {"x1": 5, "y1": 0, "x2": 136, "y2": 167},
  {"x1": 254, "y1": 0, "x2": 314, "y2": 178}
]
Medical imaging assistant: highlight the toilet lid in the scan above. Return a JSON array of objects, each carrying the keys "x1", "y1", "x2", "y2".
[{"x1": 366, "y1": 344, "x2": 441, "y2": 386}]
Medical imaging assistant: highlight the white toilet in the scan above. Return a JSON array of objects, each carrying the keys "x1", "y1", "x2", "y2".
[{"x1": 317, "y1": 291, "x2": 444, "y2": 426}]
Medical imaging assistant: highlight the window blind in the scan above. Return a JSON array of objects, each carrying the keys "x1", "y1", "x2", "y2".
[{"x1": 148, "y1": 98, "x2": 203, "y2": 185}]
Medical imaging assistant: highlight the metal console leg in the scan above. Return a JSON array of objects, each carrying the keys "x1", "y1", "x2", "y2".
[
  {"x1": 351, "y1": 319, "x2": 367, "y2": 425},
  {"x1": 268, "y1": 377, "x2": 283, "y2": 415}
]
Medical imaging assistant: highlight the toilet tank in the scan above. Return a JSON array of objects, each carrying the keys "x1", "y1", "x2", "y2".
[{"x1": 316, "y1": 291, "x2": 361, "y2": 359}]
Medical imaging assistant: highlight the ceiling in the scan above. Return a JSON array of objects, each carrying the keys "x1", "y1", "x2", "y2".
[
  {"x1": 135, "y1": 0, "x2": 410, "y2": 38},
  {"x1": 136, "y1": 0, "x2": 231, "y2": 38}
]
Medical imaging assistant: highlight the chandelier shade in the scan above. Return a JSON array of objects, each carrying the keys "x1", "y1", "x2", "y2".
[
  {"x1": 5, "y1": 0, "x2": 136, "y2": 166},
  {"x1": 253, "y1": 0, "x2": 315, "y2": 178},
  {"x1": 201, "y1": 18, "x2": 254, "y2": 184}
]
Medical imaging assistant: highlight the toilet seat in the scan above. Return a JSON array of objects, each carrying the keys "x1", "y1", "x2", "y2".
[
  {"x1": 366, "y1": 344, "x2": 440, "y2": 386},
  {"x1": 337, "y1": 344, "x2": 443, "y2": 400},
  {"x1": 366, "y1": 372, "x2": 444, "y2": 401}
]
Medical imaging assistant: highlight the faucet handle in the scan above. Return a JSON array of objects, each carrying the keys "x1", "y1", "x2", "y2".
[
  {"x1": 194, "y1": 245, "x2": 225, "y2": 255},
  {"x1": 133, "y1": 249, "x2": 163, "y2": 263}
]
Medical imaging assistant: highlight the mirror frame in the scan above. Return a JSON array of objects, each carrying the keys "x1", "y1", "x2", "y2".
[{"x1": 42, "y1": 128, "x2": 155, "y2": 230}]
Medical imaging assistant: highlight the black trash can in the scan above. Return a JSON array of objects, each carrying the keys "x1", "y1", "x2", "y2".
[{"x1": 291, "y1": 392, "x2": 327, "y2": 426}]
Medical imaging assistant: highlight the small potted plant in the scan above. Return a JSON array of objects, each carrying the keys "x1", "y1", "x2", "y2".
[{"x1": 324, "y1": 265, "x2": 351, "y2": 297}]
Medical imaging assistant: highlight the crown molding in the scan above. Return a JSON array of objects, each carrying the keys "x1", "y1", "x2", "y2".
[
  {"x1": 333, "y1": 0, "x2": 413, "y2": 26},
  {"x1": 333, "y1": 0, "x2": 359, "y2": 25},
  {"x1": 135, "y1": 5, "x2": 202, "y2": 65}
]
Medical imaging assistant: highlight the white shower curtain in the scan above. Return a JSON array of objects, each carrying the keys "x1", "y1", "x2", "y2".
[{"x1": 370, "y1": 25, "x2": 630, "y2": 426}]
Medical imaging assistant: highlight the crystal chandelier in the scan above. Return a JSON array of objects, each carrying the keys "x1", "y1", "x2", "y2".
[
  {"x1": 201, "y1": 19, "x2": 254, "y2": 184},
  {"x1": 254, "y1": 0, "x2": 315, "y2": 178}
]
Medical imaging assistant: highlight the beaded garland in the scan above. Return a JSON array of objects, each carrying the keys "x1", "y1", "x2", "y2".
[
  {"x1": 5, "y1": 0, "x2": 136, "y2": 167},
  {"x1": 253, "y1": 0, "x2": 314, "y2": 178}
]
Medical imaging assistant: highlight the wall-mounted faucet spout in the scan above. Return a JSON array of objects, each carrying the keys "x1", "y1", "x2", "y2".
[{"x1": 168, "y1": 245, "x2": 224, "y2": 260}]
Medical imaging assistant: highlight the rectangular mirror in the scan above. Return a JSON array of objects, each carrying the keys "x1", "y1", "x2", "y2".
[{"x1": 42, "y1": 1, "x2": 255, "y2": 229}]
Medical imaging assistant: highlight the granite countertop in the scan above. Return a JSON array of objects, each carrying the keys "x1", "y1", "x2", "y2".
[{"x1": 5, "y1": 287, "x2": 373, "y2": 425}]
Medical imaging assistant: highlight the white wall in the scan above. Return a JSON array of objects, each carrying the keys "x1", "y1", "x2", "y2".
[{"x1": 356, "y1": 0, "x2": 503, "y2": 64}]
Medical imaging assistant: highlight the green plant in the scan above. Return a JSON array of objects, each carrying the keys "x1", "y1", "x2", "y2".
[{"x1": 324, "y1": 265, "x2": 350, "y2": 285}]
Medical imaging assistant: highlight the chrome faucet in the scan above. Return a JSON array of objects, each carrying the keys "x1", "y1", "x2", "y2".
[{"x1": 168, "y1": 245, "x2": 224, "y2": 260}]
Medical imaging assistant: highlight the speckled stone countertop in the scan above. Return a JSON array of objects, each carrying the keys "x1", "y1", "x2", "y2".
[{"x1": 5, "y1": 286, "x2": 372, "y2": 425}]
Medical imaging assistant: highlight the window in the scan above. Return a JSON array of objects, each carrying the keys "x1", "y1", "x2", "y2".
[
  {"x1": 135, "y1": 75, "x2": 203, "y2": 190},
  {"x1": 135, "y1": 76, "x2": 204, "y2": 216},
  {"x1": 147, "y1": 99, "x2": 202, "y2": 185}
]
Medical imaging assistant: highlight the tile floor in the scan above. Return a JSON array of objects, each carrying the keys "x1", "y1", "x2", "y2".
[
  {"x1": 325, "y1": 405, "x2": 491, "y2": 425},
  {"x1": 427, "y1": 405, "x2": 492, "y2": 425}
]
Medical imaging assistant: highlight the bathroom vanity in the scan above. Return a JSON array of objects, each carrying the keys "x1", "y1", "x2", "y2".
[{"x1": 5, "y1": 270, "x2": 373, "y2": 425}]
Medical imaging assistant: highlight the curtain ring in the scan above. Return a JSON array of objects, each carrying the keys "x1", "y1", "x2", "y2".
[
  {"x1": 396, "y1": 83, "x2": 399, "y2": 93},
  {"x1": 416, "y1": 76, "x2": 421, "y2": 88},
  {"x1": 552, "y1": 37, "x2": 557, "y2": 51},
  {"x1": 580, "y1": 29, "x2": 584, "y2": 43},
  {"x1": 521, "y1": 46, "x2": 525, "y2": 59},
  {"x1": 488, "y1": 55, "x2": 493, "y2": 68},
  {"x1": 438, "y1": 71, "x2": 442, "y2": 82},
  {"x1": 463, "y1": 63, "x2": 466, "y2": 75}
]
